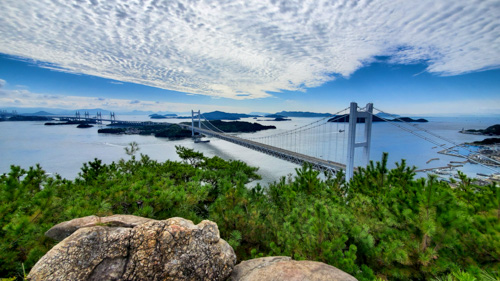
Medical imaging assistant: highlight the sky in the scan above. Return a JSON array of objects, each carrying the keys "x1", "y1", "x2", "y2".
[{"x1": 0, "y1": 0, "x2": 499, "y2": 116}]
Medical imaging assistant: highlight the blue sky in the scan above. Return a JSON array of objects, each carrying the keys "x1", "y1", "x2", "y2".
[{"x1": 0, "y1": 0, "x2": 499, "y2": 115}]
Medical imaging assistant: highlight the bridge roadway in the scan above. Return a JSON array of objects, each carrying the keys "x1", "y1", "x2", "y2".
[{"x1": 179, "y1": 124, "x2": 347, "y2": 174}]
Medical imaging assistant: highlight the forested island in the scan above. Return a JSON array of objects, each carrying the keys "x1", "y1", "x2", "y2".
[
  {"x1": 98, "y1": 124, "x2": 192, "y2": 139},
  {"x1": 473, "y1": 138, "x2": 500, "y2": 145},
  {"x1": 1, "y1": 115, "x2": 54, "y2": 122},
  {"x1": 98, "y1": 120, "x2": 275, "y2": 139},
  {"x1": 181, "y1": 120, "x2": 276, "y2": 132},
  {"x1": 0, "y1": 146, "x2": 498, "y2": 280},
  {"x1": 461, "y1": 124, "x2": 500, "y2": 136},
  {"x1": 462, "y1": 124, "x2": 500, "y2": 146}
]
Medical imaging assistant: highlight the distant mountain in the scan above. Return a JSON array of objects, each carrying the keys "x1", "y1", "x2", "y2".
[
  {"x1": 375, "y1": 112, "x2": 400, "y2": 118},
  {"x1": 275, "y1": 111, "x2": 331, "y2": 117},
  {"x1": 21, "y1": 111, "x2": 55, "y2": 116},
  {"x1": 120, "y1": 110, "x2": 155, "y2": 115},
  {"x1": 201, "y1": 111, "x2": 259, "y2": 120},
  {"x1": 149, "y1": 113, "x2": 178, "y2": 119},
  {"x1": 328, "y1": 114, "x2": 428, "y2": 123}
]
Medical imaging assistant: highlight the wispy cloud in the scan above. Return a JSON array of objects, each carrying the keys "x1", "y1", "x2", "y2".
[
  {"x1": 0, "y1": 0, "x2": 498, "y2": 99},
  {"x1": 0, "y1": 80, "x2": 246, "y2": 112}
]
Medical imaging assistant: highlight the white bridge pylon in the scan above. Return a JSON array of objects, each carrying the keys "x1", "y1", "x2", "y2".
[
  {"x1": 346, "y1": 102, "x2": 373, "y2": 180},
  {"x1": 186, "y1": 102, "x2": 373, "y2": 180}
]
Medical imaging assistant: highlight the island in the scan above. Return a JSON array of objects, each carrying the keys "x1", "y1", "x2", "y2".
[
  {"x1": 195, "y1": 111, "x2": 259, "y2": 120},
  {"x1": 472, "y1": 138, "x2": 500, "y2": 145},
  {"x1": 264, "y1": 114, "x2": 286, "y2": 118},
  {"x1": 2, "y1": 115, "x2": 54, "y2": 121},
  {"x1": 149, "y1": 113, "x2": 178, "y2": 119},
  {"x1": 328, "y1": 115, "x2": 428, "y2": 123},
  {"x1": 460, "y1": 124, "x2": 500, "y2": 136},
  {"x1": 274, "y1": 111, "x2": 331, "y2": 117},
  {"x1": 262, "y1": 114, "x2": 291, "y2": 121},
  {"x1": 181, "y1": 120, "x2": 276, "y2": 133},
  {"x1": 45, "y1": 120, "x2": 97, "y2": 126},
  {"x1": 99, "y1": 124, "x2": 193, "y2": 139},
  {"x1": 77, "y1": 124, "x2": 93, "y2": 128},
  {"x1": 98, "y1": 120, "x2": 275, "y2": 139},
  {"x1": 273, "y1": 117, "x2": 291, "y2": 121}
]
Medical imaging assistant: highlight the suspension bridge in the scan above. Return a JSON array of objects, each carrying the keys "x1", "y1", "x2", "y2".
[
  {"x1": 54, "y1": 103, "x2": 500, "y2": 180},
  {"x1": 180, "y1": 102, "x2": 500, "y2": 180}
]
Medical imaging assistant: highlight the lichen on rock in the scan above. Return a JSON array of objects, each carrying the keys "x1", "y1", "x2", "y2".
[{"x1": 28, "y1": 216, "x2": 236, "y2": 281}]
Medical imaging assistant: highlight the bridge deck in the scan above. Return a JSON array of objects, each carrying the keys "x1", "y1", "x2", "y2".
[{"x1": 180, "y1": 125, "x2": 347, "y2": 174}]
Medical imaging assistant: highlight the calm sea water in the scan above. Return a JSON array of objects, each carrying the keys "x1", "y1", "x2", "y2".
[{"x1": 0, "y1": 116, "x2": 498, "y2": 184}]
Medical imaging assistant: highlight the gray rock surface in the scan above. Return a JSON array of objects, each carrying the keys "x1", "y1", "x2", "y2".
[
  {"x1": 45, "y1": 214, "x2": 153, "y2": 241},
  {"x1": 28, "y1": 216, "x2": 236, "y2": 281},
  {"x1": 229, "y1": 256, "x2": 358, "y2": 281}
]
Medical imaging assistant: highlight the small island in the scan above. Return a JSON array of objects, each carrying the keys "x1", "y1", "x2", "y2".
[
  {"x1": 273, "y1": 117, "x2": 291, "y2": 121},
  {"x1": 77, "y1": 124, "x2": 94, "y2": 128},
  {"x1": 45, "y1": 120, "x2": 97, "y2": 126},
  {"x1": 149, "y1": 113, "x2": 178, "y2": 119}
]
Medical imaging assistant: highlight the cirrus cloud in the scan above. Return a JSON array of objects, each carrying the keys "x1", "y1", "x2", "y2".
[{"x1": 0, "y1": 0, "x2": 498, "y2": 99}]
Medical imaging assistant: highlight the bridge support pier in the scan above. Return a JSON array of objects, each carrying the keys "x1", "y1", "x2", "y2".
[
  {"x1": 346, "y1": 102, "x2": 373, "y2": 181},
  {"x1": 191, "y1": 110, "x2": 201, "y2": 138}
]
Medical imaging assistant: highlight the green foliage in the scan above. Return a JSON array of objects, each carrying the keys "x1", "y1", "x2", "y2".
[{"x1": 0, "y1": 148, "x2": 498, "y2": 281}]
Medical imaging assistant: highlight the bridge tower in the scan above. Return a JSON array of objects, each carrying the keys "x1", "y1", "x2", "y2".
[
  {"x1": 96, "y1": 112, "x2": 102, "y2": 124},
  {"x1": 346, "y1": 102, "x2": 373, "y2": 180},
  {"x1": 75, "y1": 111, "x2": 81, "y2": 120},
  {"x1": 110, "y1": 112, "x2": 116, "y2": 123},
  {"x1": 191, "y1": 110, "x2": 201, "y2": 137},
  {"x1": 84, "y1": 111, "x2": 90, "y2": 120}
]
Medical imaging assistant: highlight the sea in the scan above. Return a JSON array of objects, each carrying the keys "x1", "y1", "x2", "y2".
[{"x1": 1, "y1": 115, "x2": 499, "y2": 185}]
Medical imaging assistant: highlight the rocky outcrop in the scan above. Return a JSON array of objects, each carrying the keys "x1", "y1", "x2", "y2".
[
  {"x1": 45, "y1": 214, "x2": 153, "y2": 241},
  {"x1": 229, "y1": 256, "x2": 357, "y2": 281},
  {"x1": 28, "y1": 216, "x2": 236, "y2": 281}
]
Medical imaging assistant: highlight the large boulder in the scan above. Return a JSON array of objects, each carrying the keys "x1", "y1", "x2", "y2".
[
  {"x1": 229, "y1": 256, "x2": 357, "y2": 281},
  {"x1": 28, "y1": 216, "x2": 236, "y2": 281},
  {"x1": 45, "y1": 214, "x2": 153, "y2": 241}
]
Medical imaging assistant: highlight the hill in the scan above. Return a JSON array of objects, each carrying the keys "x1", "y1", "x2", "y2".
[
  {"x1": 328, "y1": 114, "x2": 428, "y2": 123},
  {"x1": 275, "y1": 111, "x2": 331, "y2": 117},
  {"x1": 201, "y1": 111, "x2": 259, "y2": 120}
]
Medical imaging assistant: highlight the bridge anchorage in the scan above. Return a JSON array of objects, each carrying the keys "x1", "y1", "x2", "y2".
[{"x1": 185, "y1": 102, "x2": 374, "y2": 180}]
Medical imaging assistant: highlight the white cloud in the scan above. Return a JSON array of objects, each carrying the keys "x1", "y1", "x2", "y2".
[
  {"x1": 0, "y1": 86, "x2": 246, "y2": 113},
  {"x1": 0, "y1": 79, "x2": 5, "y2": 88},
  {"x1": 0, "y1": 0, "x2": 498, "y2": 99}
]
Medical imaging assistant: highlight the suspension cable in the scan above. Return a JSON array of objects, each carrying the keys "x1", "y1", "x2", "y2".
[
  {"x1": 246, "y1": 107, "x2": 350, "y2": 140},
  {"x1": 372, "y1": 107, "x2": 500, "y2": 167},
  {"x1": 366, "y1": 110, "x2": 500, "y2": 172}
]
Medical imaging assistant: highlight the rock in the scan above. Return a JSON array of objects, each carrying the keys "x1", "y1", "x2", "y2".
[
  {"x1": 45, "y1": 214, "x2": 153, "y2": 241},
  {"x1": 28, "y1": 216, "x2": 236, "y2": 281},
  {"x1": 229, "y1": 256, "x2": 357, "y2": 281}
]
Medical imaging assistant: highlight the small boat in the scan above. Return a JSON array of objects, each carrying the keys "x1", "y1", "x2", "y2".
[{"x1": 339, "y1": 129, "x2": 345, "y2": 132}]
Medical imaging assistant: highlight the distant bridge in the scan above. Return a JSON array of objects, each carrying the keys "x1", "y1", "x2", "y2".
[
  {"x1": 54, "y1": 104, "x2": 500, "y2": 179},
  {"x1": 180, "y1": 103, "x2": 374, "y2": 179},
  {"x1": 178, "y1": 123, "x2": 348, "y2": 174}
]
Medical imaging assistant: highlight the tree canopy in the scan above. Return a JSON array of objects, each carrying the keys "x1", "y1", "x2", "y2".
[{"x1": 0, "y1": 146, "x2": 498, "y2": 280}]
